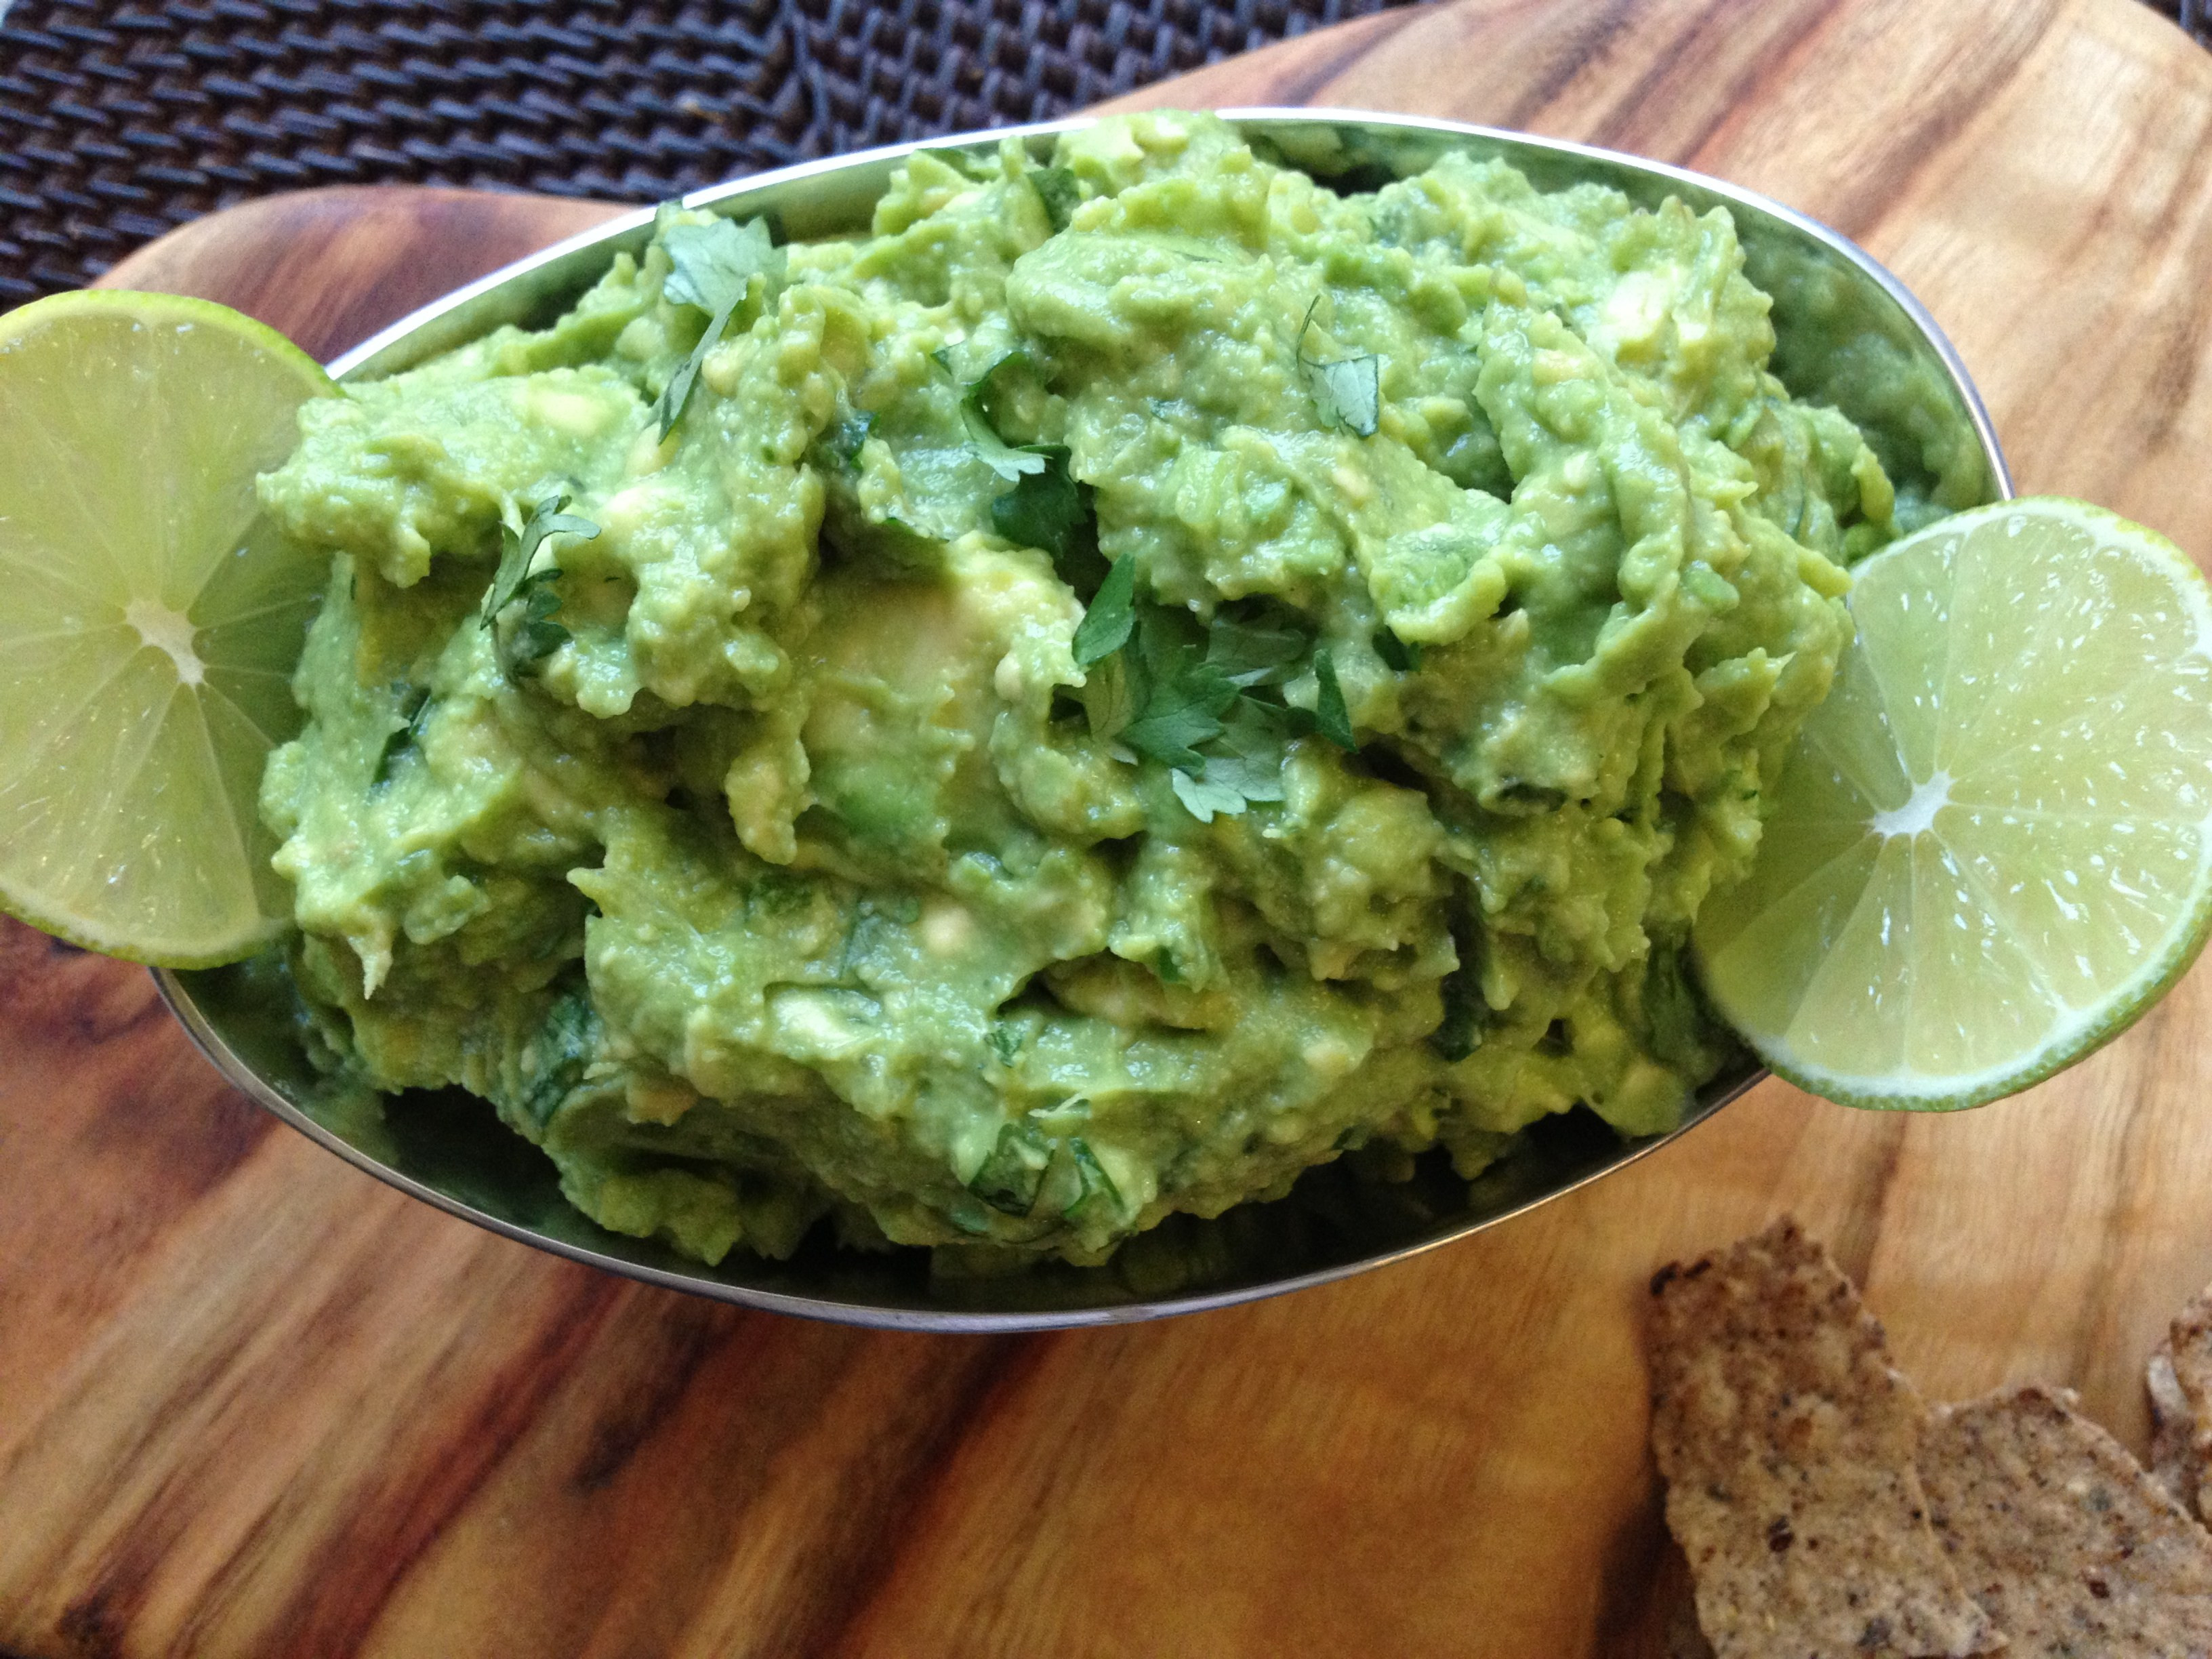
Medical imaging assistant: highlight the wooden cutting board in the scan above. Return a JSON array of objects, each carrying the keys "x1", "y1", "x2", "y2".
[{"x1": 7, "y1": 0, "x2": 2212, "y2": 1652}]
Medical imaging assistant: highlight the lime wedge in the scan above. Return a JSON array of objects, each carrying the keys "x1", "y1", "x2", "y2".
[
  {"x1": 1694, "y1": 497, "x2": 2212, "y2": 1110},
  {"x1": 0, "y1": 290, "x2": 330, "y2": 966}
]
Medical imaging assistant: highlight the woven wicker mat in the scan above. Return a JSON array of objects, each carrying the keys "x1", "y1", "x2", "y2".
[
  {"x1": 0, "y1": 0, "x2": 1425, "y2": 306},
  {"x1": 2, "y1": 0, "x2": 2206, "y2": 308}
]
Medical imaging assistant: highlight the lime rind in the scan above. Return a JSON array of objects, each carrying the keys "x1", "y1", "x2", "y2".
[
  {"x1": 0, "y1": 289, "x2": 329, "y2": 967},
  {"x1": 1696, "y1": 497, "x2": 2212, "y2": 1111}
]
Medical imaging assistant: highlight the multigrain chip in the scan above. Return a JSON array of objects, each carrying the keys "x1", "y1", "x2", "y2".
[
  {"x1": 2167, "y1": 1288, "x2": 2212, "y2": 1523},
  {"x1": 1921, "y1": 1384, "x2": 2212, "y2": 1652},
  {"x1": 1664, "y1": 1595, "x2": 1719, "y2": 1659},
  {"x1": 2148, "y1": 1338, "x2": 2200, "y2": 1517},
  {"x1": 1647, "y1": 1217, "x2": 2001, "y2": 1659}
]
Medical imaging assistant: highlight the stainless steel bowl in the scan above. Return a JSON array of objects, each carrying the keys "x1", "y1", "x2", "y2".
[{"x1": 156, "y1": 109, "x2": 2011, "y2": 1331}]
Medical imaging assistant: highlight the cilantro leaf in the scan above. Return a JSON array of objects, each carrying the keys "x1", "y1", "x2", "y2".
[
  {"x1": 482, "y1": 495, "x2": 598, "y2": 626},
  {"x1": 1071, "y1": 553, "x2": 1137, "y2": 668},
  {"x1": 1429, "y1": 916, "x2": 1486, "y2": 1062},
  {"x1": 1166, "y1": 697, "x2": 1294, "y2": 821},
  {"x1": 481, "y1": 495, "x2": 598, "y2": 680},
  {"x1": 519, "y1": 987, "x2": 600, "y2": 1129},
  {"x1": 372, "y1": 683, "x2": 433, "y2": 787},
  {"x1": 987, "y1": 1023, "x2": 1025, "y2": 1066},
  {"x1": 1168, "y1": 766, "x2": 1250, "y2": 824},
  {"x1": 1062, "y1": 1137, "x2": 1122, "y2": 1223},
  {"x1": 662, "y1": 216, "x2": 782, "y2": 316},
  {"x1": 990, "y1": 445, "x2": 1107, "y2": 594},
  {"x1": 959, "y1": 384, "x2": 1049, "y2": 482},
  {"x1": 1077, "y1": 647, "x2": 1139, "y2": 748},
  {"x1": 823, "y1": 410, "x2": 874, "y2": 468},
  {"x1": 1312, "y1": 647, "x2": 1357, "y2": 750},
  {"x1": 1206, "y1": 615, "x2": 1307, "y2": 687},
  {"x1": 653, "y1": 304, "x2": 734, "y2": 441},
  {"x1": 970, "y1": 1120, "x2": 1052, "y2": 1216},
  {"x1": 496, "y1": 574, "x2": 571, "y2": 679},
  {"x1": 1373, "y1": 627, "x2": 1422, "y2": 672},
  {"x1": 1208, "y1": 700, "x2": 1291, "y2": 801},
  {"x1": 1121, "y1": 647, "x2": 1236, "y2": 772},
  {"x1": 652, "y1": 215, "x2": 785, "y2": 439},
  {"x1": 1296, "y1": 300, "x2": 1382, "y2": 438},
  {"x1": 1029, "y1": 166, "x2": 1080, "y2": 232}
]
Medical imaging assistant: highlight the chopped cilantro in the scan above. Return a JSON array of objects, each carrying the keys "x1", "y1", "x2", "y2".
[
  {"x1": 1029, "y1": 166, "x2": 1080, "y2": 232},
  {"x1": 1063, "y1": 1137, "x2": 1122, "y2": 1223},
  {"x1": 958, "y1": 355, "x2": 1051, "y2": 483},
  {"x1": 1312, "y1": 647, "x2": 1356, "y2": 750},
  {"x1": 662, "y1": 216, "x2": 781, "y2": 316},
  {"x1": 986, "y1": 1023, "x2": 1025, "y2": 1066},
  {"x1": 1076, "y1": 647, "x2": 1138, "y2": 749},
  {"x1": 1429, "y1": 920, "x2": 1486, "y2": 1063},
  {"x1": 652, "y1": 214, "x2": 784, "y2": 438},
  {"x1": 1206, "y1": 615, "x2": 1306, "y2": 687},
  {"x1": 1120, "y1": 646, "x2": 1237, "y2": 772},
  {"x1": 990, "y1": 445, "x2": 1108, "y2": 593},
  {"x1": 1169, "y1": 766, "x2": 1249, "y2": 823},
  {"x1": 970, "y1": 1120, "x2": 1052, "y2": 1216},
  {"x1": 1071, "y1": 552, "x2": 1137, "y2": 668},
  {"x1": 1373, "y1": 627, "x2": 1422, "y2": 672},
  {"x1": 823, "y1": 410, "x2": 874, "y2": 468},
  {"x1": 1296, "y1": 300, "x2": 1382, "y2": 438},
  {"x1": 518, "y1": 987, "x2": 599, "y2": 1129},
  {"x1": 371, "y1": 683, "x2": 432, "y2": 786},
  {"x1": 481, "y1": 495, "x2": 599, "y2": 680}
]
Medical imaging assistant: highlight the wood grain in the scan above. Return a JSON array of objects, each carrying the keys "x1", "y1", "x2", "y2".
[{"x1": 9, "y1": 0, "x2": 2212, "y2": 1652}]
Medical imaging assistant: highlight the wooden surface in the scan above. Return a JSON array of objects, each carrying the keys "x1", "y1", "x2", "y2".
[{"x1": 7, "y1": 0, "x2": 2212, "y2": 1652}]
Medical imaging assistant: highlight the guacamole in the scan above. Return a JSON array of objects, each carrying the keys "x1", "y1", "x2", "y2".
[{"x1": 255, "y1": 112, "x2": 1894, "y2": 1269}]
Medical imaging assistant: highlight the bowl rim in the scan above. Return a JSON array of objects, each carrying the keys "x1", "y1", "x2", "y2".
[{"x1": 156, "y1": 106, "x2": 2011, "y2": 1331}]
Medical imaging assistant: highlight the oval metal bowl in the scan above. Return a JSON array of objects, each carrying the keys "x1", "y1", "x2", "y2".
[{"x1": 157, "y1": 109, "x2": 2011, "y2": 1331}]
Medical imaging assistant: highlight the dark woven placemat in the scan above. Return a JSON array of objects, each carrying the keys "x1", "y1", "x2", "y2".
[
  {"x1": 4, "y1": 0, "x2": 2207, "y2": 309},
  {"x1": 0, "y1": 0, "x2": 1427, "y2": 306}
]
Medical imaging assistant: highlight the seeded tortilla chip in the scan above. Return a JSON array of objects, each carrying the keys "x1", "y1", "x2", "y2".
[
  {"x1": 2148, "y1": 1339, "x2": 2200, "y2": 1517},
  {"x1": 1921, "y1": 1384, "x2": 2212, "y2": 1650},
  {"x1": 1664, "y1": 1594, "x2": 1718, "y2": 1659},
  {"x1": 2167, "y1": 1287, "x2": 2212, "y2": 1523},
  {"x1": 1647, "y1": 1217, "x2": 2001, "y2": 1659}
]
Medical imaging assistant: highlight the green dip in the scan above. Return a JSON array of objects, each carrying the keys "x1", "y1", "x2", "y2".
[{"x1": 255, "y1": 112, "x2": 1897, "y2": 1269}]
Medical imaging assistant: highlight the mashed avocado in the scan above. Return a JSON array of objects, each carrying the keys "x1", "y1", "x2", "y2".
[{"x1": 255, "y1": 112, "x2": 1895, "y2": 1269}]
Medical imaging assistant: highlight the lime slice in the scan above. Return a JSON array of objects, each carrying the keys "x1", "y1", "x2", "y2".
[
  {"x1": 0, "y1": 290, "x2": 330, "y2": 966},
  {"x1": 1694, "y1": 497, "x2": 2212, "y2": 1110}
]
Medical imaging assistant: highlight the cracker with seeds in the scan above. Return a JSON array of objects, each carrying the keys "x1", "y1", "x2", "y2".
[
  {"x1": 1920, "y1": 1383, "x2": 2212, "y2": 1651},
  {"x1": 2148, "y1": 1338, "x2": 2199, "y2": 1517},
  {"x1": 1647, "y1": 1217, "x2": 2002, "y2": 1658},
  {"x1": 2165, "y1": 1288, "x2": 2212, "y2": 1523}
]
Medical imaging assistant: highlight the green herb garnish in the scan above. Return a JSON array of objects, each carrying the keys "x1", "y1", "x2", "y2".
[
  {"x1": 1063, "y1": 1137, "x2": 1122, "y2": 1223},
  {"x1": 1296, "y1": 300, "x2": 1381, "y2": 438},
  {"x1": 823, "y1": 409, "x2": 874, "y2": 468},
  {"x1": 970, "y1": 1120, "x2": 1052, "y2": 1215},
  {"x1": 1029, "y1": 166, "x2": 1080, "y2": 232},
  {"x1": 481, "y1": 494, "x2": 599, "y2": 680},
  {"x1": 1071, "y1": 552, "x2": 1137, "y2": 668},
  {"x1": 1120, "y1": 645, "x2": 1237, "y2": 772},
  {"x1": 1205, "y1": 615, "x2": 1306, "y2": 687},
  {"x1": 1373, "y1": 627, "x2": 1422, "y2": 672},
  {"x1": 519, "y1": 987, "x2": 599, "y2": 1128},
  {"x1": 1312, "y1": 647, "x2": 1357, "y2": 750},
  {"x1": 371, "y1": 682, "x2": 433, "y2": 786},
  {"x1": 990, "y1": 445, "x2": 1109, "y2": 595},
  {"x1": 958, "y1": 354, "x2": 1052, "y2": 483},
  {"x1": 653, "y1": 215, "x2": 785, "y2": 439}
]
